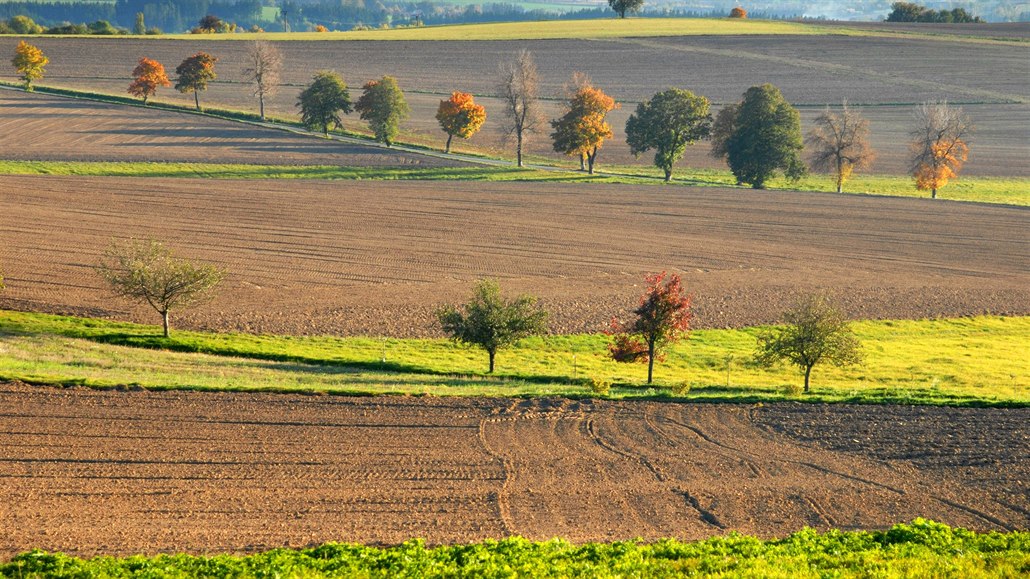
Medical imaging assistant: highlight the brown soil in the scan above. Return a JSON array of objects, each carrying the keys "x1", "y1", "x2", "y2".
[
  {"x1": 0, "y1": 35, "x2": 1026, "y2": 176},
  {"x1": 1, "y1": 174, "x2": 1027, "y2": 337},
  {"x1": 0, "y1": 382, "x2": 1025, "y2": 558}
]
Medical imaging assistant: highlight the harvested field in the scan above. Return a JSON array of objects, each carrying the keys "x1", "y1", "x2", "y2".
[
  {"x1": 1, "y1": 34, "x2": 1026, "y2": 175},
  {"x1": 0, "y1": 90, "x2": 461, "y2": 167},
  {"x1": 0, "y1": 175, "x2": 1027, "y2": 337},
  {"x1": 0, "y1": 382, "x2": 1025, "y2": 558}
]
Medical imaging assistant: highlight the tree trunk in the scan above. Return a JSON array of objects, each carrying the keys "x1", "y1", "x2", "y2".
[
  {"x1": 646, "y1": 341, "x2": 655, "y2": 384},
  {"x1": 516, "y1": 133, "x2": 524, "y2": 167},
  {"x1": 259, "y1": 94, "x2": 265, "y2": 121},
  {"x1": 663, "y1": 168, "x2": 672, "y2": 182},
  {"x1": 587, "y1": 148, "x2": 597, "y2": 174},
  {"x1": 579, "y1": 153, "x2": 585, "y2": 171},
  {"x1": 194, "y1": 91, "x2": 200, "y2": 111},
  {"x1": 804, "y1": 365, "x2": 812, "y2": 392},
  {"x1": 836, "y1": 158, "x2": 843, "y2": 193},
  {"x1": 445, "y1": 134, "x2": 453, "y2": 154},
  {"x1": 931, "y1": 188, "x2": 937, "y2": 199},
  {"x1": 488, "y1": 350, "x2": 496, "y2": 373},
  {"x1": 162, "y1": 310, "x2": 170, "y2": 338}
]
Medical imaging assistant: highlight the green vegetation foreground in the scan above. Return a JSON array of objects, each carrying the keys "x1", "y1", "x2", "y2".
[{"x1": 2, "y1": 520, "x2": 1026, "y2": 578}]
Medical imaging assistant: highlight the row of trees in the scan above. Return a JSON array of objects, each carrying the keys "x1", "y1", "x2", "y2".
[
  {"x1": 886, "y1": 2, "x2": 984, "y2": 23},
  {"x1": 10, "y1": 41, "x2": 974, "y2": 198},
  {"x1": 84, "y1": 238, "x2": 859, "y2": 391}
]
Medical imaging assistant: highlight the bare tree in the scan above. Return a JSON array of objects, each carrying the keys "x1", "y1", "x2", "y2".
[
  {"x1": 806, "y1": 101, "x2": 876, "y2": 194},
  {"x1": 96, "y1": 239, "x2": 225, "y2": 338},
  {"x1": 242, "y1": 40, "x2": 283, "y2": 121},
  {"x1": 910, "y1": 101, "x2": 973, "y2": 199},
  {"x1": 498, "y1": 49, "x2": 542, "y2": 168}
]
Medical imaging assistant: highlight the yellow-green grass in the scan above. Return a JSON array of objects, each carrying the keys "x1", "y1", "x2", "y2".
[
  {"x1": 1, "y1": 311, "x2": 1026, "y2": 405},
  {"x1": 2, "y1": 160, "x2": 1026, "y2": 206},
  {"x1": 10, "y1": 18, "x2": 1022, "y2": 45}
]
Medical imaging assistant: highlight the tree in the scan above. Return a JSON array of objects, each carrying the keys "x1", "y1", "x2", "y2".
[
  {"x1": 498, "y1": 49, "x2": 542, "y2": 168},
  {"x1": 806, "y1": 101, "x2": 875, "y2": 194},
  {"x1": 7, "y1": 15, "x2": 43, "y2": 34},
  {"x1": 729, "y1": 7, "x2": 748, "y2": 18},
  {"x1": 12, "y1": 41, "x2": 48, "y2": 91},
  {"x1": 354, "y1": 76, "x2": 409, "y2": 146},
  {"x1": 437, "y1": 279, "x2": 548, "y2": 373},
  {"x1": 608, "y1": 272, "x2": 692, "y2": 384},
  {"x1": 127, "y1": 57, "x2": 170, "y2": 105},
  {"x1": 608, "y1": 0, "x2": 645, "y2": 18},
  {"x1": 551, "y1": 76, "x2": 619, "y2": 174},
  {"x1": 175, "y1": 52, "x2": 217, "y2": 111},
  {"x1": 625, "y1": 88, "x2": 712, "y2": 182},
  {"x1": 754, "y1": 293, "x2": 861, "y2": 393},
  {"x1": 910, "y1": 101, "x2": 972, "y2": 199},
  {"x1": 242, "y1": 41, "x2": 283, "y2": 121},
  {"x1": 133, "y1": 12, "x2": 146, "y2": 35},
  {"x1": 436, "y1": 91, "x2": 486, "y2": 153},
  {"x1": 709, "y1": 103, "x2": 739, "y2": 164},
  {"x1": 192, "y1": 14, "x2": 235, "y2": 34},
  {"x1": 297, "y1": 71, "x2": 352, "y2": 136},
  {"x1": 96, "y1": 239, "x2": 225, "y2": 338},
  {"x1": 723, "y1": 84, "x2": 807, "y2": 189}
]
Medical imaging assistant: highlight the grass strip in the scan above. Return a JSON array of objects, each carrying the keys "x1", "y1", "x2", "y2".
[
  {"x1": 1, "y1": 160, "x2": 1026, "y2": 206},
  {"x1": 1, "y1": 311, "x2": 1026, "y2": 406},
  {"x1": 1, "y1": 520, "x2": 1027, "y2": 577}
]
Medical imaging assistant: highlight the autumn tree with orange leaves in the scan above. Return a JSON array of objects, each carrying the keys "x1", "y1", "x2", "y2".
[
  {"x1": 12, "y1": 40, "x2": 47, "y2": 91},
  {"x1": 910, "y1": 101, "x2": 972, "y2": 199},
  {"x1": 436, "y1": 91, "x2": 486, "y2": 153},
  {"x1": 729, "y1": 7, "x2": 748, "y2": 18},
  {"x1": 128, "y1": 57, "x2": 171, "y2": 105},
  {"x1": 551, "y1": 75, "x2": 619, "y2": 174},
  {"x1": 609, "y1": 272, "x2": 692, "y2": 384}
]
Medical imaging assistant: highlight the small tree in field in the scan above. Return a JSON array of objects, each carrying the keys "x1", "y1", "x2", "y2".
[
  {"x1": 754, "y1": 293, "x2": 862, "y2": 393},
  {"x1": 910, "y1": 101, "x2": 972, "y2": 199},
  {"x1": 609, "y1": 272, "x2": 692, "y2": 384},
  {"x1": 12, "y1": 40, "x2": 48, "y2": 90},
  {"x1": 551, "y1": 76, "x2": 619, "y2": 174},
  {"x1": 175, "y1": 52, "x2": 217, "y2": 110},
  {"x1": 806, "y1": 101, "x2": 875, "y2": 194},
  {"x1": 625, "y1": 88, "x2": 712, "y2": 182},
  {"x1": 297, "y1": 70, "x2": 352, "y2": 136},
  {"x1": 498, "y1": 49, "x2": 542, "y2": 167},
  {"x1": 608, "y1": 0, "x2": 644, "y2": 18},
  {"x1": 437, "y1": 279, "x2": 548, "y2": 373},
  {"x1": 436, "y1": 91, "x2": 486, "y2": 153},
  {"x1": 242, "y1": 40, "x2": 283, "y2": 121},
  {"x1": 729, "y1": 7, "x2": 748, "y2": 18},
  {"x1": 128, "y1": 57, "x2": 170, "y2": 105},
  {"x1": 354, "y1": 75, "x2": 409, "y2": 146},
  {"x1": 96, "y1": 239, "x2": 225, "y2": 338},
  {"x1": 723, "y1": 83, "x2": 807, "y2": 189}
]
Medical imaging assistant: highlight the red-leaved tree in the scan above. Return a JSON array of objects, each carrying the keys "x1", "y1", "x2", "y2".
[{"x1": 608, "y1": 271, "x2": 692, "y2": 384}]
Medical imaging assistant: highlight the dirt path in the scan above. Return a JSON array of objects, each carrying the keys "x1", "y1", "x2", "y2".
[{"x1": 0, "y1": 383, "x2": 1025, "y2": 558}]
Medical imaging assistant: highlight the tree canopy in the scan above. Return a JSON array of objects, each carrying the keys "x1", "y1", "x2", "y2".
[
  {"x1": 551, "y1": 78, "x2": 619, "y2": 174},
  {"x1": 174, "y1": 52, "x2": 217, "y2": 110},
  {"x1": 723, "y1": 84, "x2": 806, "y2": 189},
  {"x1": 242, "y1": 40, "x2": 283, "y2": 121},
  {"x1": 498, "y1": 49, "x2": 541, "y2": 168},
  {"x1": 437, "y1": 279, "x2": 548, "y2": 373},
  {"x1": 910, "y1": 101, "x2": 972, "y2": 199},
  {"x1": 436, "y1": 91, "x2": 487, "y2": 153},
  {"x1": 127, "y1": 57, "x2": 170, "y2": 105},
  {"x1": 625, "y1": 88, "x2": 712, "y2": 182},
  {"x1": 297, "y1": 70, "x2": 352, "y2": 137},
  {"x1": 609, "y1": 272, "x2": 692, "y2": 384},
  {"x1": 806, "y1": 101, "x2": 875, "y2": 194},
  {"x1": 12, "y1": 40, "x2": 48, "y2": 90},
  {"x1": 608, "y1": 0, "x2": 645, "y2": 18},
  {"x1": 354, "y1": 76, "x2": 409, "y2": 146}
]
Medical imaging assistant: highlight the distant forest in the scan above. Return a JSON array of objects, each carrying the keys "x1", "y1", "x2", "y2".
[{"x1": 0, "y1": 0, "x2": 1023, "y2": 34}]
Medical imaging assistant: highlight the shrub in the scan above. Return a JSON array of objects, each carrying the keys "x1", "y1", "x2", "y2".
[
  {"x1": 589, "y1": 377, "x2": 612, "y2": 397},
  {"x1": 730, "y1": 7, "x2": 748, "y2": 18}
]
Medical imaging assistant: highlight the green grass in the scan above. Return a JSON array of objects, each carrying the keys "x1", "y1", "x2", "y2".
[
  {"x1": 1, "y1": 159, "x2": 1026, "y2": 206},
  {"x1": 2, "y1": 520, "x2": 1027, "y2": 577},
  {"x1": 1, "y1": 310, "x2": 1026, "y2": 406}
]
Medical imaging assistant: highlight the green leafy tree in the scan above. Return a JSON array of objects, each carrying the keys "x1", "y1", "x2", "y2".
[
  {"x1": 754, "y1": 293, "x2": 862, "y2": 392},
  {"x1": 723, "y1": 84, "x2": 807, "y2": 189},
  {"x1": 133, "y1": 12, "x2": 146, "y2": 35},
  {"x1": 608, "y1": 0, "x2": 645, "y2": 18},
  {"x1": 297, "y1": 71, "x2": 352, "y2": 136},
  {"x1": 354, "y1": 76, "x2": 409, "y2": 146},
  {"x1": 175, "y1": 52, "x2": 218, "y2": 111},
  {"x1": 437, "y1": 279, "x2": 548, "y2": 373},
  {"x1": 625, "y1": 88, "x2": 712, "y2": 182},
  {"x1": 11, "y1": 40, "x2": 48, "y2": 90},
  {"x1": 96, "y1": 239, "x2": 226, "y2": 338},
  {"x1": 7, "y1": 15, "x2": 44, "y2": 34}
]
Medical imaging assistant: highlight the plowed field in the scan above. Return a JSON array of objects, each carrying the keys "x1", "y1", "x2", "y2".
[
  {"x1": 0, "y1": 383, "x2": 1025, "y2": 558},
  {"x1": 1, "y1": 175, "x2": 1027, "y2": 336},
  {"x1": 1, "y1": 34, "x2": 1026, "y2": 175}
]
